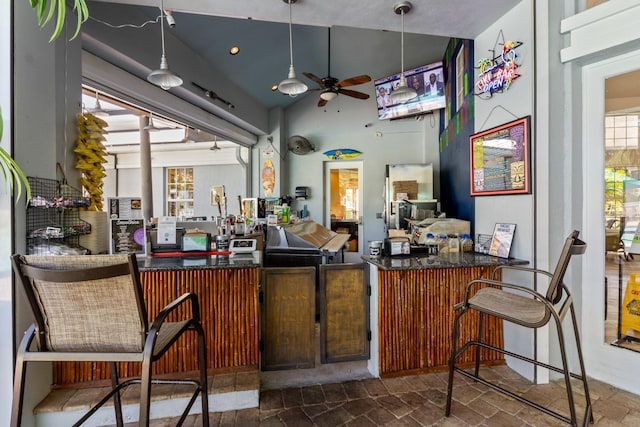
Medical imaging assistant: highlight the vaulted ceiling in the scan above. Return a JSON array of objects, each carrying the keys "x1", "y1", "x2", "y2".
[
  {"x1": 82, "y1": 0, "x2": 520, "y2": 152},
  {"x1": 86, "y1": 0, "x2": 520, "y2": 110}
]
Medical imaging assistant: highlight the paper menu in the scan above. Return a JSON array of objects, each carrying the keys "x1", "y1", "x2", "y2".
[{"x1": 157, "y1": 216, "x2": 178, "y2": 244}]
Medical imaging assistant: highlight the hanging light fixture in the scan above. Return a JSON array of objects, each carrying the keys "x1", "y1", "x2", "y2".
[
  {"x1": 89, "y1": 91, "x2": 108, "y2": 117},
  {"x1": 147, "y1": 0, "x2": 183, "y2": 90},
  {"x1": 143, "y1": 113, "x2": 160, "y2": 131},
  {"x1": 210, "y1": 136, "x2": 221, "y2": 151},
  {"x1": 389, "y1": 2, "x2": 417, "y2": 104},
  {"x1": 181, "y1": 127, "x2": 194, "y2": 143},
  {"x1": 277, "y1": 0, "x2": 308, "y2": 97}
]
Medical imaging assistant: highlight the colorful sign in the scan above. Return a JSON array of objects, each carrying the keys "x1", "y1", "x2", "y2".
[
  {"x1": 475, "y1": 39, "x2": 522, "y2": 98},
  {"x1": 323, "y1": 149, "x2": 362, "y2": 160}
]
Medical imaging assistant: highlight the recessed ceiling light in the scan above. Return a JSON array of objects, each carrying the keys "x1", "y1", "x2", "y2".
[
  {"x1": 229, "y1": 46, "x2": 240, "y2": 55},
  {"x1": 271, "y1": 84, "x2": 279, "y2": 91}
]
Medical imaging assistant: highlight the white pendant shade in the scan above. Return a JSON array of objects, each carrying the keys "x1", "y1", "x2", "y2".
[
  {"x1": 390, "y1": 76, "x2": 417, "y2": 103},
  {"x1": 148, "y1": 55, "x2": 183, "y2": 90},
  {"x1": 278, "y1": 65, "x2": 307, "y2": 96},
  {"x1": 147, "y1": 1, "x2": 182, "y2": 90},
  {"x1": 278, "y1": 0, "x2": 307, "y2": 97},
  {"x1": 389, "y1": 2, "x2": 417, "y2": 104}
]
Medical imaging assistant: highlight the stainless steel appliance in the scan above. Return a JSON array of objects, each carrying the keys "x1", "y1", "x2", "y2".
[{"x1": 384, "y1": 164, "x2": 439, "y2": 232}]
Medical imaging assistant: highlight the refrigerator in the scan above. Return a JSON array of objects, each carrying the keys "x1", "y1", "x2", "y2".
[{"x1": 384, "y1": 164, "x2": 438, "y2": 231}]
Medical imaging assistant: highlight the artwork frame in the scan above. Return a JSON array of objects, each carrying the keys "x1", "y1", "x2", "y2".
[
  {"x1": 469, "y1": 116, "x2": 531, "y2": 196},
  {"x1": 488, "y1": 223, "x2": 517, "y2": 258}
]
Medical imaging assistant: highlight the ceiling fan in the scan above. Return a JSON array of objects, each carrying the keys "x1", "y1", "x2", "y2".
[{"x1": 303, "y1": 28, "x2": 371, "y2": 107}]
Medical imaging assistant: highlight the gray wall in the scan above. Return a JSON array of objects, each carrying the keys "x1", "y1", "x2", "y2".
[
  {"x1": 106, "y1": 164, "x2": 246, "y2": 219},
  {"x1": 281, "y1": 82, "x2": 442, "y2": 244}
]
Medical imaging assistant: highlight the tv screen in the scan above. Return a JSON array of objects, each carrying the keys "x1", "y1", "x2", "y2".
[{"x1": 374, "y1": 61, "x2": 446, "y2": 121}]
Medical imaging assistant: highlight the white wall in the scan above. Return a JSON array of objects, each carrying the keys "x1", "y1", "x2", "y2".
[
  {"x1": 0, "y1": 1, "x2": 12, "y2": 424},
  {"x1": 109, "y1": 163, "x2": 246, "y2": 219},
  {"x1": 474, "y1": 0, "x2": 537, "y2": 380},
  {"x1": 10, "y1": 2, "x2": 84, "y2": 424},
  {"x1": 281, "y1": 83, "x2": 441, "y2": 244}
]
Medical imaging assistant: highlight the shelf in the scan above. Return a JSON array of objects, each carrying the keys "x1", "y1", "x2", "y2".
[{"x1": 26, "y1": 177, "x2": 91, "y2": 255}]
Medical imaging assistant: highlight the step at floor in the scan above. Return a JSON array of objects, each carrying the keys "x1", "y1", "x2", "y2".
[{"x1": 33, "y1": 371, "x2": 259, "y2": 427}]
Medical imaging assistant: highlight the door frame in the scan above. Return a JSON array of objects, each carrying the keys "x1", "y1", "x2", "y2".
[
  {"x1": 324, "y1": 160, "x2": 364, "y2": 263},
  {"x1": 582, "y1": 48, "x2": 640, "y2": 395}
]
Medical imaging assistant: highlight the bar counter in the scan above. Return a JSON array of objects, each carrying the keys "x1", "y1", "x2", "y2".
[
  {"x1": 364, "y1": 251, "x2": 528, "y2": 377},
  {"x1": 53, "y1": 253, "x2": 261, "y2": 388}
]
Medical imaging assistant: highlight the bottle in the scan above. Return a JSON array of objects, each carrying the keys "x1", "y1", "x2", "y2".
[
  {"x1": 425, "y1": 233, "x2": 438, "y2": 255},
  {"x1": 281, "y1": 203, "x2": 290, "y2": 224},
  {"x1": 460, "y1": 234, "x2": 473, "y2": 252},
  {"x1": 438, "y1": 234, "x2": 448, "y2": 253},
  {"x1": 448, "y1": 234, "x2": 460, "y2": 253}
]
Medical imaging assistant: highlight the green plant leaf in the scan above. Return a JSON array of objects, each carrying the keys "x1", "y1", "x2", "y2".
[{"x1": 0, "y1": 107, "x2": 31, "y2": 204}]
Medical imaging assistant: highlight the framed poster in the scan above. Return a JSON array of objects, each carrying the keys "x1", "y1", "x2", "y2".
[
  {"x1": 470, "y1": 116, "x2": 531, "y2": 196},
  {"x1": 489, "y1": 223, "x2": 516, "y2": 258}
]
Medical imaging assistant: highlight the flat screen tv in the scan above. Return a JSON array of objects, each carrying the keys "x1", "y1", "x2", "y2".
[{"x1": 374, "y1": 61, "x2": 446, "y2": 121}]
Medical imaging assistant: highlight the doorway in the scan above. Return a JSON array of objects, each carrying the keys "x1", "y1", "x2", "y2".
[
  {"x1": 583, "y1": 48, "x2": 640, "y2": 392},
  {"x1": 324, "y1": 161, "x2": 363, "y2": 263}
]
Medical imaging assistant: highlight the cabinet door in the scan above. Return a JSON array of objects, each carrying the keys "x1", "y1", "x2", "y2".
[
  {"x1": 260, "y1": 267, "x2": 316, "y2": 370},
  {"x1": 319, "y1": 263, "x2": 369, "y2": 363}
]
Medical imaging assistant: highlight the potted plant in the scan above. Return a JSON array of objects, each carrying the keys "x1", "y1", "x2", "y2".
[{"x1": 1, "y1": 0, "x2": 89, "y2": 202}]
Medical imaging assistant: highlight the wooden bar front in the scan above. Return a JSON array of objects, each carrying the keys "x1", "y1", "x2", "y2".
[
  {"x1": 53, "y1": 265, "x2": 259, "y2": 387},
  {"x1": 377, "y1": 265, "x2": 504, "y2": 376}
]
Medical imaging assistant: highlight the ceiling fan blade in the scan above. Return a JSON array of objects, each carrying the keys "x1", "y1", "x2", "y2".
[
  {"x1": 336, "y1": 75, "x2": 372, "y2": 88},
  {"x1": 317, "y1": 97, "x2": 328, "y2": 107},
  {"x1": 337, "y1": 88, "x2": 370, "y2": 100},
  {"x1": 303, "y1": 72, "x2": 326, "y2": 88}
]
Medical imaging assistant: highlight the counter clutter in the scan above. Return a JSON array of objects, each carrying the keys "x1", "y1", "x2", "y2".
[{"x1": 364, "y1": 251, "x2": 527, "y2": 270}]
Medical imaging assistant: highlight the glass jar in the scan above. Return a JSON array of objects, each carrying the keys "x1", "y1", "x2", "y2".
[{"x1": 448, "y1": 234, "x2": 460, "y2": 253}]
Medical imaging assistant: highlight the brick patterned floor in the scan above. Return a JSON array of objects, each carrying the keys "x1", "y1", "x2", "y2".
[{"x1": 140, "y1": 365, "x2": 640, "y2": 426}]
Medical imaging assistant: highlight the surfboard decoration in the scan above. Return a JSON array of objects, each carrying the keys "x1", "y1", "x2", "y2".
[
  {"x1": 261, "y1": 158, "x2": 275, "y2": 196},
  {"x1": 323, "y1": 149, "x2": 362, "y2": 160}
]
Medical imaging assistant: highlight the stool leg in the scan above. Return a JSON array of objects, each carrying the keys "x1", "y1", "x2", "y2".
[
  {"x1": 445, "y1": 308, "x2": 464, "y2": 416},
  {"x1": 139, "y1": 356, "x2": 152, "y2": 427},
  {"x1": 555, "y1": 315, "x2": 578, "y2": 426},
  {"x1": 474, "y1": 312, "x2": 485, "y2": 378},
  {"x1": 110, "y1": 362, "x2": 124, "y2": 427},
  {"x1": 197, "y1": 324, "x2": 210, "y2": 427},
  {"x1": 11, "y1": 354, "x2": 27, "y2": 427},
  {"x1": 570, "y1": 304, "x2": 594, "y2": 424}
]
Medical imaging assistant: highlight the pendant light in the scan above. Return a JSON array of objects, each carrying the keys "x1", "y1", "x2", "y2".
[
  {"x1": 277, "y1": 0, "x2": 308, "y2": 97},
  {"x1": 181, "y1": 127, "x2": 194, "y2": 143},
  {"x1": 143, "y1": 113, "x2": 159, "y2": 131},
  {"x1": 89, "y1": 91, "x2": 108, "y2": 117},
  {"x1": 147, "y1": 0, "x2": 183, "y2": 90},
  {"x1": 389, "y1": 2, "x2": 417, "y2": 104},
  {"x1": 210, "y1": 136, "x2": 221, "y2": 151}
]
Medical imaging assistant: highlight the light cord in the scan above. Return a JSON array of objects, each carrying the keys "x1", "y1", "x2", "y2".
[
  {"x1": 400, "y1": 9, "x2": 405, "y2": 78},
  {"x1": 288, "y1": 0, "x2": 294, "y2": 67},
  {"x1": 160, "y1": 0, "x2": 166, "y2": 57}
]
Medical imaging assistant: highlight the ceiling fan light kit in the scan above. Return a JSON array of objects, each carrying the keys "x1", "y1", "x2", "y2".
[
  {"x1": 319, "y1": 89, "x2": 338, "y2": 101},
  {"x1": 147, "y1": 0, "x2": 183, "y2": 90},
  {"x1": 304, "y1": 27, "x2": 371, "y2": 107},
  {"x1": 390, "y1": 1, "x2": 418, "y2": 104},
  {"x1": 278, "y1": 0, "x2": 308, "y2": 97}
]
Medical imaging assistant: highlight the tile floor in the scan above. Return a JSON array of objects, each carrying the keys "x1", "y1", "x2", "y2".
[{"x1": 133, "y1": 365, "x2": 640, "y2": 426}]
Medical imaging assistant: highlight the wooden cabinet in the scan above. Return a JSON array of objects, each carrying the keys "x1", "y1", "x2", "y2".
[
  {"x1": 260, "y1": 264, "x2": 371, "y2": 370},
  {"x1": 260, "y1": 267, "x2": 316, "y2": 370},
  {"x1": 319, "y1": 263, "x2": 369, "y2": 363}
]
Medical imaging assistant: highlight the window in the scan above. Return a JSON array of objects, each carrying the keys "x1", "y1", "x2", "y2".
[
  {"x1": 167, "y1": 167, "x2": 194, "y2": 217},
  {"x1": 455, "y1": 45, "x2": 465, "y2": 112}
]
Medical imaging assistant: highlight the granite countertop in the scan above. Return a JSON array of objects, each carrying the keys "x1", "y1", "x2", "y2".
[
  {"x1": 362, "y1": 252, "x2": 528, "y2": 271},
  {"x1": 138, "y1": 251, "x2": 261, "y2": 271}
]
